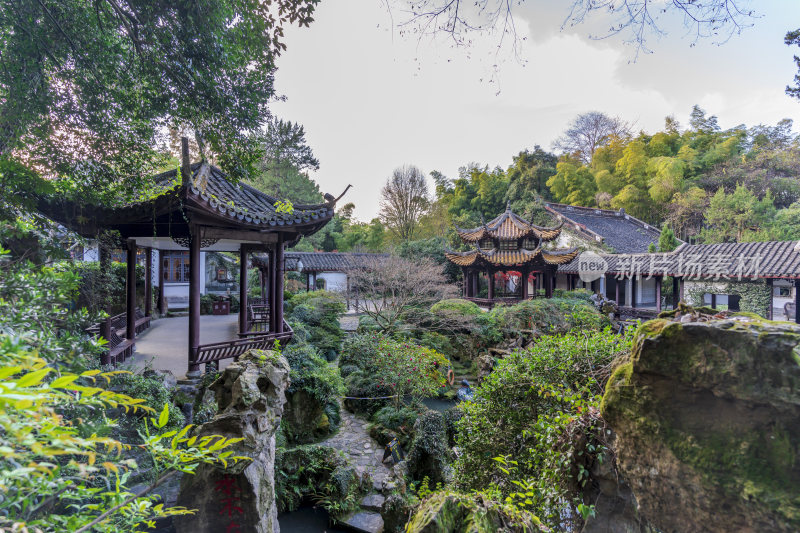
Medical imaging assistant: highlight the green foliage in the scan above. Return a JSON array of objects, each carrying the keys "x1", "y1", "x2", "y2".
[
  {"x1": 658, "y1": 224, "x2": 680, "y2": 252},
  {"x1": 286, "y1": 290, "x2": 346, "y2": 360},
  {"x1": 61, "y1": 261, "x2": 139, "y2": 315},
  {"x1": 406, "y1": 411, "x2": 451, "y2": 484},
  {"x1": 282, "y1": 342, "x2": 344, "y2": 442},
  {"x1": 488, "y1": 296, "x2": 609, "y2": 338},
  {"x1": 453, "y1": 327, "x2": 637, "y2": 529},
  {"x1": 275, "y1": 445, "x2": 363, "y2": 516},
  {"x1": 274, "y1": 199, "x2": 295, "y2": 215},
  {"x1": 685, "y1": 280, "x2": 772, "y2": 317},
  {"x1": 702, "y1": 184, "x2": 776, "y2": 242},
  {"x1": 340, "y1": 334, "x2": 449, "y2": 414},
  {"x1": 0, "y1": 239, "x2": 248, "y2": 531},
  {"x1": 113, "y1": 371, "x2": 186, "y2": 434}
]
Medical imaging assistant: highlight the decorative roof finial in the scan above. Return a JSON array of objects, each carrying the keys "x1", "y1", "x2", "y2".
[{"x1": 506, "y1": 200, "x2": 512, "y2": 211}]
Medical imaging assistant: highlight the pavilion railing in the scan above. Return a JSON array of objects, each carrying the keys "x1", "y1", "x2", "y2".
[{"x1": 193, "y1": 319, "x2": 293, "y2": 365}]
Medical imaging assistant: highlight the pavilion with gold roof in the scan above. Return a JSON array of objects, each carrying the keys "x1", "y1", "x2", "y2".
[{"x1": 445, "y1": 203, "x2": 579, "y2": 305}]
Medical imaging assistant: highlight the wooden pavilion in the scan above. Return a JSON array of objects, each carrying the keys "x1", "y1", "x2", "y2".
[
  {"x1": 445, "y1": 204, "x2": 579, "y2": 306},
  {"x1": 38, "y1": 139, "x2": 342, "y2": 376}
]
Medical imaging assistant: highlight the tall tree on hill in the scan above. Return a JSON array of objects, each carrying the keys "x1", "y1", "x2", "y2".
[
  {"x1": 505, "y1": 146, "x2": 558, "y2": 208},
  {"x1": 0, "y1": 0, "x2": 318, "y2": 203},
  {"x1": 553, "y1": 112, "x2": 631, "y2": 165},
  {"x1": 248, "y1": 117, "x2": 322, "y2": 203},
  {"x1": 380, "y1": 165, "x2": 430, "y2": 241}
]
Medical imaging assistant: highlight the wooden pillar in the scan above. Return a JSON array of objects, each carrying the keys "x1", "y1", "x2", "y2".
[
  {"x1": 187, "y1": 227, "x2": 201, "y2": 376},
  {"x1": 615, "y1": 277, "x2": 621, "y2": 304},
  {"x1": 521, "y1": 268, "x2": 529, "y2": 300},
  {"x1": 630, "y1": 277, "x2": 637, "y2": 308},
  {"x1": 766, "y1": 278, "x2": 773, "y2": 320},
  {"x1": 795, "y1": 280, "x2": 800, "y2": 324},
  {"x1": 144, "y1": 247, "x2": 153, "y2": 317},
  {"x1": 312, "y1": 271, "x2": 317, "y2": 291},
  {"x1": 125, "y1": 239, "x2": 136, "y2": 341},
  {"x1": 306, "y1": 272, "x2": 311, "y2": 292},
  {"x1": 471, "y1": 271, "x2": 478, "y2": 297},
  {"x1": 157, "y1": 249, "x2": 166, "y2": 314},
  {"x1": 672, "y1": 276, "x2": 680, "y2": 309},
  {"x1": 487, "y1": 269, "x2": 495, "y2": 300},
  {"x1": 268, "y1": 247, "x2": 277, "y2": 333},
  {"x1": 99, "y1": 243, "x2": 112, "y2": 365},
  {"x1": 655, "y1": 275, "x2": 662, "y2": 312},
  {"x1": 545, "y1": 268, "x2": 553, "y2": 299},
  {"x1": 239, "y1": 244, "x2": 249, "y2": 334},
  {"x1": 276, "y1": 234, "x2": 285, "y2": 333},
  {"x1": 710, "y1": 293, "x2": 717, "y2": 309}
]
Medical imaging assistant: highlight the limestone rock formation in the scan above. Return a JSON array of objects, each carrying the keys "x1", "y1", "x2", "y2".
[
  {"x1": 602, "y1": 315, "x2": 800, "y2": 533},
  {"x1": 174, "y1": 350, "x2": 290, "y2": 533}
]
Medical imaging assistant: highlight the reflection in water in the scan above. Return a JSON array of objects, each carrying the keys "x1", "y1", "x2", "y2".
[
  {"x1": 278, "y1": 506, "x2": 349, "y2": 532},
  {"x1": 422, "y1": 397, "x2": 457, "y2": 413}
]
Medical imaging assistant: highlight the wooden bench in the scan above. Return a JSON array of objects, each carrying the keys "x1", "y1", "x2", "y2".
[
  {"x1": 785, "y1": 302, "x2": 796, "y2": 321},
  {"x1": 99, "y1": 326, "x2": 134, "y2": 366},
  {"x1": 134, "y1": 307, "x2": 151, "y2": 335}
]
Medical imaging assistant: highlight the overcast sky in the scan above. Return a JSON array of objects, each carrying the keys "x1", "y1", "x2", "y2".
[{"x1": 271, "y1": 1, "x2": 800, "y2": 221}]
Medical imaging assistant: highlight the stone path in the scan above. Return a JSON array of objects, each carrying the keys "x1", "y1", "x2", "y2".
[{"x1": 321, "y1": 406, "x2": 391, "y2": 490}]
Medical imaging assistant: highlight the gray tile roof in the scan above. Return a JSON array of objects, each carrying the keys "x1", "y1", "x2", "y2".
[
  {"x1": 257, "y1": 252, "x2": 389, "y2": 272},
  {"x1": 546, "y1": 203, "x2": 667, "y2": 254},
  {"x1": 172, "y1": 162, "x2": 335, "y2": 227},
  {"x1": 559, "y1": 240, "x2": 800, "y2": 279}
]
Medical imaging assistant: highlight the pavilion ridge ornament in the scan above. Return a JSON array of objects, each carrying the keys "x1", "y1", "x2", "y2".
[{"x1": 171, "y1": 236, "x2": 219, "y2": 249}]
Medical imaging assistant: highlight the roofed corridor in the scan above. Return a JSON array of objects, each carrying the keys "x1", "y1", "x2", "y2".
[{"x1": 127, "y1": 314, "x2": 238, "y2": 379}]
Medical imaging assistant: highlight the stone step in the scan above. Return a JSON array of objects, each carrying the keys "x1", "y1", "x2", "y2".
[
  {"x1": 360, "y1": 493, "x2": 386, "y2": 512},
  {"x1": 337, "y1": 510, "x2": 384, "y2": 533}
]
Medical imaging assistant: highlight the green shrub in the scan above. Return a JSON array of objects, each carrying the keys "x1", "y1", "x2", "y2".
[
  {"x1": 489, "y1": 296, "x2": 609, "y2": 338},
  {"x1": 406, "y1": 410, "x2": 451, "y2": 485},
  {"x1": 0, "y1": 239, "x2": 245, "y2": 532},
  {"x1": 286, "y1": 290, "x2": 345, "y2": 360},
  {"x1": 275, "y1": 445, "x2": 364, "y2": 516},
  {"x1": 340, "y1": 334, "x2": 449, "y2": 414},
  {"x1": 453, "y1": 326, "x2": 637, "y2": 528},
  {"x1": 282, "y1": 342, "x2": 344, "y2": 443},
  {"x1": 114, "y1": 371, "x2": 186, "y2": 434},
  {"x1": 59, "y1": 260, "x2": 146, "y2": 315}
]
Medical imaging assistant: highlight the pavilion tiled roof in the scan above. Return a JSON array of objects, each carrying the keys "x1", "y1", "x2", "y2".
[
  {"x1": 445, "y1": 246, "x2": 579, "y2": 268},
  {"x1": 558, "y1": 241, "x2": 800, "y2": 279},
  {"x1": 37, "y1": 161, "x2": 340, "y2": 239},
  {"x1": 456, "y1": 204, "x2": 563, "y2": 243},
  {"x1": 167, "y1": 162, "x2": 335, "y2": 227},
  {"x1": 545, "y1": 203, "x2": 670, "y2": 254}
]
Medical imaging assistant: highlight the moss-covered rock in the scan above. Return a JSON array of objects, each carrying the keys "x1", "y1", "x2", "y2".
[{"x1": 602, "y1": 313, "x2": 800, "y2": 533}]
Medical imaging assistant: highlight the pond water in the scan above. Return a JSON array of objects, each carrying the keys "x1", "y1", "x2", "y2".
[
  {"x1": 422, "y1": 397, "x2": 457, "y2": 413},
  {"x1": 278, "y1": 505, "x2": 350, "y2": 532}
]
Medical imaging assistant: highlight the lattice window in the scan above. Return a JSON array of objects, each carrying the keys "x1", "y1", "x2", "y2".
[
  {"x1": 522, "y1": 238, "x2": 538, "y2": 250},
  {"x1": 163, "y1": 251, "x2": 190, "y2": 283},
  {"x1": 480, "y1": 239, "x2": 493, "y2": 250},
  {"x1": 499, "y1": 240, "x2": 518, "y2": 251}
]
